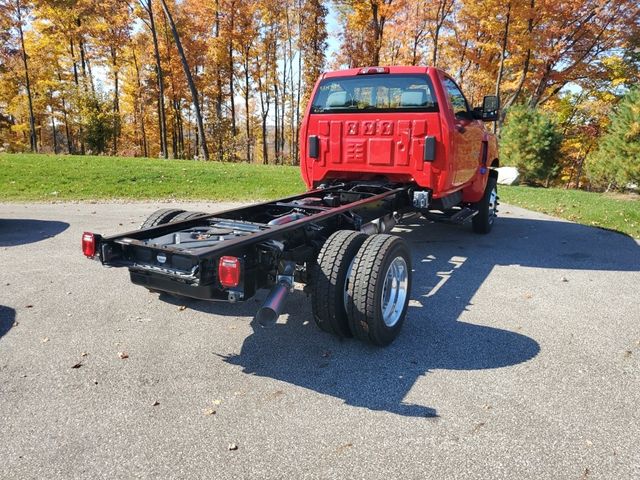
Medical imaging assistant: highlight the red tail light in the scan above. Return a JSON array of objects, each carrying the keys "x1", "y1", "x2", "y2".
[
  {"x1": 82, "y1": 232, "x2": 96, "y2": 257},
  {"x1": 218, "y1": 256, "x2": 241, "y2": 288}
]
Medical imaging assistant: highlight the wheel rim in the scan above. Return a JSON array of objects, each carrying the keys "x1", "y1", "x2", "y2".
[
  {"x1": 488, "y1": 186, "x2": 498, "y2": 224},
  {"x1": 380, "y1": 256, "x2": 408, "y2": 327}
]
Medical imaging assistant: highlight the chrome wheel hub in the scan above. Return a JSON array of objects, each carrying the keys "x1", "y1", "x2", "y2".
[
  {"x1": 381, "y1": 257, "x2": 408, "y2": 327},
  {"x1": 488, "y1": 187, "x2": 498, "y2": 224}
]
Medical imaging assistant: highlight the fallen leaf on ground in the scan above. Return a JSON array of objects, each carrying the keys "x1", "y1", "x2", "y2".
[
  {"x1": 71, "y1": 362, "x2": 83, "y2": 369},
  {"x1": 561, "y1": 276, "x2": 568, "y2": 282},
  {"x1": 178, "y1": 305, "x2": 187, "y2": 311},
  {"x1": 80, "y1": 352, "x2": 88, "y2": 357},
  {"x1": 152, "y1": 400, "x2": 160, "y2": 407},
  {"x1": 472, "y1": 422, "x2": 486, "y2": 433},
  {"x1": 13, "y1": 321, "x2": 19, "y2": 327},
  {"x1": 118, "y1": 352, "x2": 129, "y2": 359},
  {"x1": 228, "y1": 443, "x2": 238, "y2": 451},
  {"x1": 203, "y1": 408, "x2": 216, "y2": 416},
  {"x1": 336, "y1": 443, "x2": 353, "y2": 453},
  {"x1": 41, "y1": 337, "x2": 49, "y2": 343}
]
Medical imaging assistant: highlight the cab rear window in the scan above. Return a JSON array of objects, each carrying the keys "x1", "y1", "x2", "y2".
[{"x1": 310, "y1": 74, "x2": 438, "y2": 114}]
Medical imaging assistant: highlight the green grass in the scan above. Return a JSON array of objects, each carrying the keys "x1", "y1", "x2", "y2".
[
  {"x1": 500, "y1": 185, "x2": 640, "y2": 239},
  {"x1": 0, "y1": 153, "x2": 305, "y2": 202},
  {"x1": 1, "y1": 153, "x2": 638, "y2": 238}
]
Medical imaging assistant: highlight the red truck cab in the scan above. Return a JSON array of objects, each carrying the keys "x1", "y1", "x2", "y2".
[{"x1": 299, "y1": 66, "x2": 499, "y2": 204}]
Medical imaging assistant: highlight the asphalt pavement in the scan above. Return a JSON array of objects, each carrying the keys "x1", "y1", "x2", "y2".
[{"x1": 1, "y1": 200, "x2": 638, "y2": 479}]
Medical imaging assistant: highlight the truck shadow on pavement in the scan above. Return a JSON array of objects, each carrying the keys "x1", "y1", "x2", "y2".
[
  {"x1": 0, "y1": 305, "x2": 16, "y2": 340},
  {"x1": 178, "y1": 214, "x2": 639, "y2": 418},
  {"x1": 0, "y1": 219, "x2": 69, "y2": 247}
]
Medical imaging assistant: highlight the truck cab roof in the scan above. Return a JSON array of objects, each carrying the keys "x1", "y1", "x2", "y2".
[{"x1": 322, "y1": 66, "x2": 444, "y2": 79}]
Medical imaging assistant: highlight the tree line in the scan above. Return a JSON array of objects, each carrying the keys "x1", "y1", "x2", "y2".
[
  {"x1": 0, "y1": 0, "x2": 638, "y2": 188},
  {"x1": 0, "y1": 0, "x2": 327, "y2": 164}
]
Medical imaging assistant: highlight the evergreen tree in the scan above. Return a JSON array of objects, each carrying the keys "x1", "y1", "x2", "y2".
[
  {"x1": 500, "y1": 105, "x2": 563, "y2": 185},
  {"x1": 588, "y1": 88, "x2": 640, "y2": 190}
]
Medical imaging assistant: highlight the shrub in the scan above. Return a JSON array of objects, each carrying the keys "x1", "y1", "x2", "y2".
[{"x1": 587, "y1": 88, "x2": 640, "y2": 190}]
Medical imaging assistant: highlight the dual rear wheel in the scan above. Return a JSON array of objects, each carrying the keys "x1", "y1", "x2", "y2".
[{"x1": 312, "y1": 230, "x2": 412, "y2": 346}]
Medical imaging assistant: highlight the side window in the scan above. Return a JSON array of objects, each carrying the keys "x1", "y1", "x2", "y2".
[{"x1": 443, "y1": 78, "x2": 469, "y2": 117}]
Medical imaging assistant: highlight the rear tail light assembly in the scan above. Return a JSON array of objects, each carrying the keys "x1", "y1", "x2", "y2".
[
  {"x1": 218, "y1": 256, "x2": 241, "y2": 288},
  {"x1": 82, "y1": 232, "x2": 96, "y2": 258}
]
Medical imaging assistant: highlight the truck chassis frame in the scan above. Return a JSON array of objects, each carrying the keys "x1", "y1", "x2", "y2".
[{"x1": 94, "y1": 182, "x2": 419, "y2": 301}]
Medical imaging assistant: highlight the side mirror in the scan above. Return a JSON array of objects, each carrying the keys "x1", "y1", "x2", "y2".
[{"x1": 480, "y1": 95, "x2": 499, "y2": 122}]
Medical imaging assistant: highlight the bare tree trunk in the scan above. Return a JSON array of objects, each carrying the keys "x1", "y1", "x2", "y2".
[
  {"x1": 229, "y1": 3, "x2": 237, "y2": 138},
  {"x1": 69, "y1": 37, "x2": 85, "y2": 154},
  {"x1": 432, "y1": 27, "x2": 440, "y2": 66},
  {"x1": 49, "y1": 92, "x2": 58, "y2": 154},
  {"x1": 158, "y1": 0, "x2": 209, "y2": 160},
  {"x1": 56, "y1": 66, "x2": 73, "y2": 153},
  {"x1": 76, "y1": 18, "x2": 95, "y2": 95},
  {"x1": 110, "y1": 45, "x2": 120, "y2": 154},
  {"x1": 243, "y1": 50, "x2": 251, "y2": 163},
  {"x1": 160, "y1": 12, "x2": 179, "y2": 158},
  {"x1": 215, "y1": 1, "x2": 224, "y2": 161},
  {"x1": 370, "y1": 1, "x2": 388, "y2": 65},
  {"x1": 16, "y1": 0, "x2": 37, "y2": 153},
  {"x1": 494, "y1": 2, "x2": 511, "y2": 134},
  {"x1": 146, "y1": 0, "x2": 168, "y2": 158},
  {"x1": 132, "y1": 48, "x2": 148, "y2": 157}
]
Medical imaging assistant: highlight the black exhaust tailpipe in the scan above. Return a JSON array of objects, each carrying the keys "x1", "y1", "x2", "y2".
[{"x1": 254, "y1": 280, "x2": 291, "y2": 326}]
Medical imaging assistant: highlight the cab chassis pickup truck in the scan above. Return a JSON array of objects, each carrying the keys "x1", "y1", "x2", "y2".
[{"x1": 83, "y1": 66, "x2": 500, "y2": 346}]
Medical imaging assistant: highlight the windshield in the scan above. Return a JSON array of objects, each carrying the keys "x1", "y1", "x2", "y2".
[{"x1": 310, "y1": 74, "x2": 438, "y2": 114}]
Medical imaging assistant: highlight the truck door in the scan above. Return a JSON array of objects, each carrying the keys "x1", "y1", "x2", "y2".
[{"x1": 442, "y1": 77, "x2": 485, "y2": 186}]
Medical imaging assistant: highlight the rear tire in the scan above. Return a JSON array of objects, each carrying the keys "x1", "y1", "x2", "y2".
[
  {"x1": 346, "y1": 234, "x2": 412, "y2": 346},
  {"x1": 312, "y1": 230, "x2": 368, "y2": 337},
  {"x1": 472, "y1": 171, "x2": 498, "y2": 234},
  {"x1": 140, "y1": 208, "x2": 185, "y2": 229}
]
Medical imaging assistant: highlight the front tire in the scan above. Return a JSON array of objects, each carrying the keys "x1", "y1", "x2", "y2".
[
  {"x1": 472, "y1": 171, "x2": 498, "y2": 234},
  {"x1": 346, "y1": 234, "x2": 412, "y2": 346}
]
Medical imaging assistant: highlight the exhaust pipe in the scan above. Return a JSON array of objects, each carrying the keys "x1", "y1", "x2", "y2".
[{"x1": 254, "y1": 280, "x2": 291, "y2": 326}]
